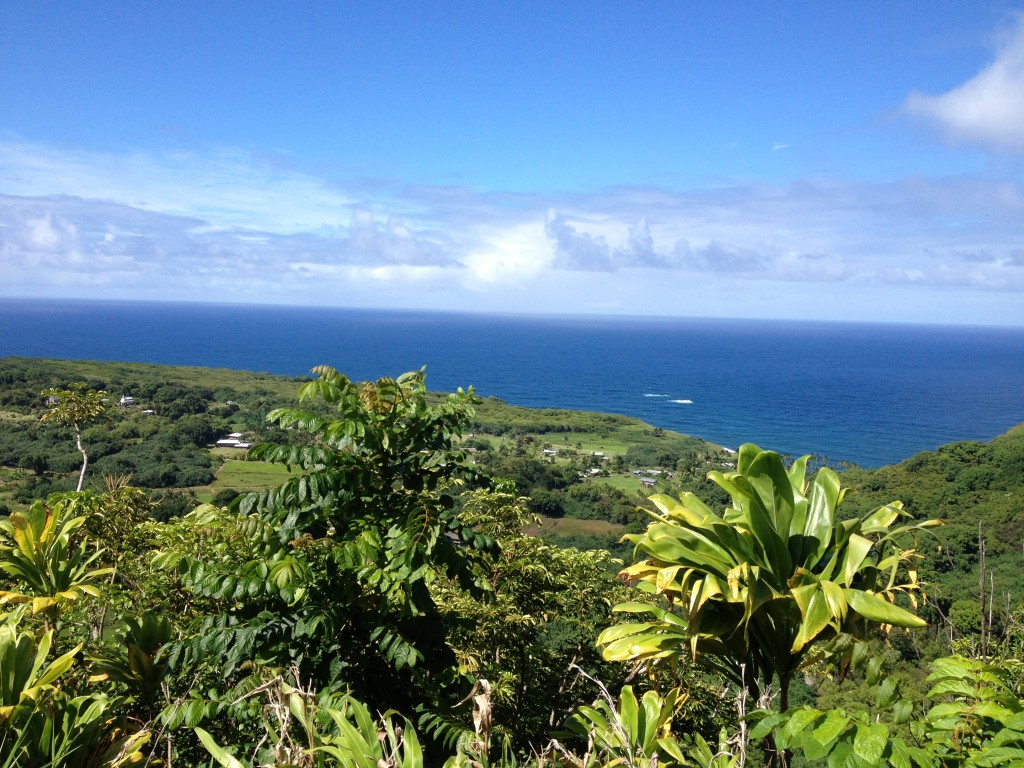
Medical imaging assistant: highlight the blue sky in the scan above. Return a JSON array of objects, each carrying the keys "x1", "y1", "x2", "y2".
[{"x1": 2, "y1": 2, "x2": 1023, "y2": 325}]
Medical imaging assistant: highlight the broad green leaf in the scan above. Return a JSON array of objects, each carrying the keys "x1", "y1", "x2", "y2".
[
  {"x1": 844, "y1": 589, "x2": 925, "y2": 628},
  {"x1": 779, "y1": 707, "x2": 824, "y2": 749},
  {"x1": 749, "y1": 711, "x2": 785, "y2": 740},
  {"x1": 853, "y1": 722, "x2": 887, "y2": 764},
  {"x1": 812, "y1": 709, "x2": 852, "y2": 750},
  {"x1": 841, "y1": 533, "x2": 874, "y2": 586},
  {"x1": 803, "y1": 468, "x2": 841, "y2": 565},
  {"x1": 619, "y1": 686, "x2": 640, "y2": 738},
  {"x1": 792, "y1": 586, "x2": 834, "y2": 652},
  {"x1": 892, "y1": 698, "x2": 915, "y2": 725}
]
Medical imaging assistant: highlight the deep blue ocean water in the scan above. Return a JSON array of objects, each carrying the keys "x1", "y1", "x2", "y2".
[{"x1": 2, "y1": 298, "x2": 1022, "y2": 468}]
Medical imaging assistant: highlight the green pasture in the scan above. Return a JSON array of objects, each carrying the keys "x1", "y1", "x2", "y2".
[
  {"x1": 0, "y1": 467, "x2": 32, "y2": 513},
  {"x1": 190, "y1": 459, "x2": 298, "y2": 503},
  {"x1": 212, "y1": 460, "x2": 299, "y2": 491},
  {"x1": 524, "y1": 515, "x2": 624, "y2": 538},
  {"x1": 590, "y1": 474, "x2": 647, "y2": 494}
]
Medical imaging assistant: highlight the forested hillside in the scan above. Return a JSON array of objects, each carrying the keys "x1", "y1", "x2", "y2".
[
  {"x1": 1, "y1": 356, "x2": 1023, "y2": 767},
  {"x1": 840, "y1": 425, "x2": 1024, "y2": 647},
  {"x1": 0, "y1": 357, "x2": 724, "y2": 540}
]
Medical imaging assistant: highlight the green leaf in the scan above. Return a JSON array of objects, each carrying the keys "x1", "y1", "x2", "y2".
[
  {"x1": 876, "y1": 677, "x2": 899, "y2": 709},
  {"x1": 853, "y1": 722, "x2": 887, "y2": 764},
  {"x1": 195, "y1": 728, "x2": 248, "y2": 768},
  {"x1": 811, "y1": 709, "x2": 852, "y2": 751},
  {"x1": 749, "y1": 711, "x2": 785, "y2": 741},
  {"x1": 779, "y1": 708, "x2": 823, "y2": 749},
  {"x1": 892, "y1": 699, "x2": 915, "y2": 725},
  {"x1": 845, "y1": 589, "x2": 925, "y2": 628}
]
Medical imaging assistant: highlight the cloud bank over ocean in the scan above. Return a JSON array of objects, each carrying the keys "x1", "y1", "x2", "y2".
[{"x1": 2, "y1": 136, "x2": 1021, "y2": 322}]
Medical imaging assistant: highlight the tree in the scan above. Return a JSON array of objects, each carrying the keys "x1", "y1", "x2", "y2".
[
  {"x1": 40, "y1": 385, "x2": 108, "y2": 492},
  {"x1": 437, "y1": 487, "x2": 628, "y2": 749},
  {"x1": 167, "y1": 366, "x2": 496, "y2": 720},
  {"x1": 599, "y1": 444, "x2": 941, "y2": 763}
]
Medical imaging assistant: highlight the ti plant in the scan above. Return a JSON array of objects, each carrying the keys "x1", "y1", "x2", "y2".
[
  {"x1": 0, "y1": 494, "x2": 113, "y2": 620},
  {"x1": 88, "y1": 611, "x2": 174, "y2": 719},
  {"x1": 559, "y1": 682, "x2": 688, "y2": 768},
  {"x1": 599, "y1": 444, "x2": 941, "y2": 712},
  {"x1": 0, "y1": 612, "x2": 149, "y2": 768},
  {"x1": 557, "y1": 674, "x2": 741, "y2": 768}
]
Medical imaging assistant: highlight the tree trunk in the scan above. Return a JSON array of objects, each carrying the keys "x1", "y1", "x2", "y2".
[
  {"x1": 763, "y1": 674, "x2": 792, "y2": 767},
  {"x1": 75, "y1": 424, "x2": 89, "y2": 492}
]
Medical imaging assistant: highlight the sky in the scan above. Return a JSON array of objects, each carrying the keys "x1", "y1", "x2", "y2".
[{"x1": 1, "y1": 2, "x2": 1023, "y2": 325}]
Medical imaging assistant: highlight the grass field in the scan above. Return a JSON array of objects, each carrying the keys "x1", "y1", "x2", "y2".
[
  {"x1": 524, "y1": 515, "x2": 625, "y2": 538},
  {"x1": 589, "y1": 474, "x2": 648, "y2": 495},
  {"x1": 543, "y1": 431, "x2": 642, "y2": 456},
  {"x1": 189, "y1": 460, "x2": 298, "y2": 503},
  {"x1": 212, "y1": 460, "x2": 298, "y2": 490},
  {"x1": 0, "y1": 467, "x2": 28, "y2": 512}
]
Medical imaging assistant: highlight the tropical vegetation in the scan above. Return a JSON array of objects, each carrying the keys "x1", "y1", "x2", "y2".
[{"x1": 0, "y1": 356, "x2": 1023, "y2": 766}]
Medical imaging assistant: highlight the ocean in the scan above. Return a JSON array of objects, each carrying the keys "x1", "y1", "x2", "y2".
[{"x1": 2, "y1": 298, "x2": 1022, "y2": 468}]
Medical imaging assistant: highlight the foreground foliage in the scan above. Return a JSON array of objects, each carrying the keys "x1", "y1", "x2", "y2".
[
  {"x1": 3, "y1": 362, "x2": 1024, "y2": 768},
  {"x1": 754, "y1": 654, "x2": 1024, "y2": 766}
]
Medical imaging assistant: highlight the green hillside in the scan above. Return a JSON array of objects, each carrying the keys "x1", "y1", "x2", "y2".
[
  {"x1": 840, "y1": 424, "x2": 1024, "y2": 636},
  {"x1": 0, "y1": 357, "x2": 724, "y2": 531}
]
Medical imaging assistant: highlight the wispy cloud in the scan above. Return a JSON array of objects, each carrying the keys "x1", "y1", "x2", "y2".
[
  {"x1": 0, "y1": 136, "x2": 354, "y2": 233},
  {"x1": 904, "y1": 14, "x2": 1024, "y2": 152}
]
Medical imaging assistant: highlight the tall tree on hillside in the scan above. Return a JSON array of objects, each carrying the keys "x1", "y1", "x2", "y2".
[{"x1": 40, "y1": 385, "x2": 108, "y2": 492}]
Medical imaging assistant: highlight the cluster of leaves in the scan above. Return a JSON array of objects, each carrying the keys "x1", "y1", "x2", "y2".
[
  {"x1": 600, "y1": 446, "x2": 938, "y2": 710},
  {"x1": 436, "y1": 487, "x2": 635, "y2": 749},
  {"x1": 0, "y1": 497, "x2": 112, "y2": 618},
  {"x1": 0, "y1": 488, "x2": 157, "y2": 766},
  {"x1": 754, "y1": 654, "x2": 1024, "y2": 766},
  {"x1": 0, "y1": 613, "x2": 150, "y2": 768}
]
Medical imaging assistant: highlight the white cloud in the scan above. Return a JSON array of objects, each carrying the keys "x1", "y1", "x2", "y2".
[
  {"x1": 0, "y1": 135, "x2": 1022, "y2": 324},
  {"x1": 904, "y1": 15, "x2": 1024, "y2": 152},
  {"x1": 462, "y1": 220, "x2": 553, "y2": 284},
  {"x1": 24, "y1": 213, "x2": 77, "y2": 251}
]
